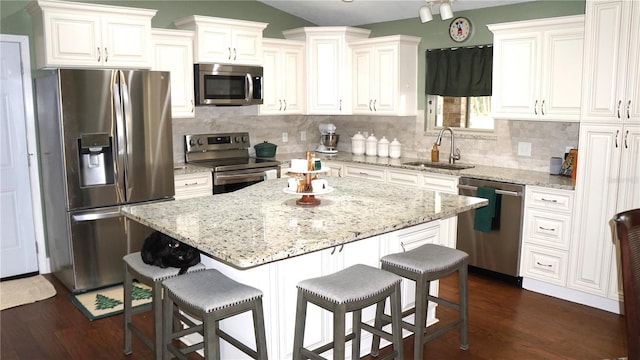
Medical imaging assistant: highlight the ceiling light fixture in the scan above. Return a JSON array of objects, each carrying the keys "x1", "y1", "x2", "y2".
[{"x1": 419, "y1": 0, "x2": 455, "y2": 23}]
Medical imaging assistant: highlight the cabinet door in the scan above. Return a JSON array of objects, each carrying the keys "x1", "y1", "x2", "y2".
[
  {"x1": 617, "y1": 124, "x2": 640, "y2": 211},
  {"x1": 626, "y1": 3, "x2": 640, "y2": 123},
  {"x1": 101, "y1": 15, "x2": 151, "y2": 68},
  {"x1": 152, "y1": 30, "x2": 195, "y2": 118},
  {"x1": 261, "y1": 45, "x2": 281, "y2": 113},
  {"x1": 231, "y1": 28, "x2": 263, "y2": 65},
  {"x1": 307, "y1": 36, "x2": 347, "y2": 114},
  {"x1": 491, "y1": 32, "x2": 540, "y2": 119},
  {"x1": 352, "y1": 47, "x2": 373, "y2": 113},
  {"x1": 569, "y1": 124, "x2": 620, "y2": 296},
  {"x1": 540, "y1": 28, "x2": 583, "y2": 121},
  {"x1": 197, "y1": 26, "x2": 232, "y2": 63},
  {"x1": 373, "y1": 45, "x2": 398, "y2": 114},
  {"x1": 42, "y1": 11, "x2": 102, "y2": 67},
  {"x1": 280, "y1": 44, "x2": 305, "y2": 114},
  {"x1": 581, "y1": 0, "x2": 631, "y2": 122}
]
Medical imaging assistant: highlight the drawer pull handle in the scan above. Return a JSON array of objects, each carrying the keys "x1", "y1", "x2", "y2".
[
  {"x1": 540, "y1": 197, "x2": 557, "y2": 203},
  {"x1": 539, "y1": 226, "x2": 556, "y2": 232},
  {"x1": 536, "y1": 261, "x2": 552, "y2": 268},
  {"x1": 400, "y1": 242, "x2": 406, "y2": 252},
  {"x1": 184, "y1": 182, "x2": 198, "y2": 186}
]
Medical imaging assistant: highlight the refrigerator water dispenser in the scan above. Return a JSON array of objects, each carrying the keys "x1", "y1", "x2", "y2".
[{"x1": 78, "y1": 133, "x2": 114, "y2": 187}]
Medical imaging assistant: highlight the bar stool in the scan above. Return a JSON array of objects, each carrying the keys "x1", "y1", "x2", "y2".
[
  {"x1": 292, "y1": 264, "x2": 404, "y2": 360},
  {"x1": 123, "y1": 252, "x2": 205, "y2": 360},
  {"x1": 162, "y1": 269, "x2": 268, "y2": 360},
  {"x1": 372, "y1": 244, "x2": 469, "y2": 360}
]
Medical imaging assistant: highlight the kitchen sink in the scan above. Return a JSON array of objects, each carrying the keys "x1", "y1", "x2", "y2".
[{"x1": 401, "y1": 161, "x2": 475, "y2": 170}]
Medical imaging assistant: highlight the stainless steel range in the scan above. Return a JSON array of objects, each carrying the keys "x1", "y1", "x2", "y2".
[{"x1": 185, "y1": 132, "x2": 280, "y2": 194}]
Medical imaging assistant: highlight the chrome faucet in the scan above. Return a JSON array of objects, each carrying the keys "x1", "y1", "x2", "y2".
[{"x1": 436, "y1": 127, "x2": 461, "y2": 164}]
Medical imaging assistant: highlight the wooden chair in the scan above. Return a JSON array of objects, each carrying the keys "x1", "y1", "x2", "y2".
[{"x1": 611, "y1": 208, "x2": 640, "y2": 360}]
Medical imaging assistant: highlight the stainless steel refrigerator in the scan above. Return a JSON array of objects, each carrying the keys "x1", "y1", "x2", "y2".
[{"x1": 35, "y1": 69, "x2": 174, "y2": 292}]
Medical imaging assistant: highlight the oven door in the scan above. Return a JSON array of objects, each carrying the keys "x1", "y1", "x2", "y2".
[{"x1": 213, "y1": 167, "x2": 275, "y2": 194}]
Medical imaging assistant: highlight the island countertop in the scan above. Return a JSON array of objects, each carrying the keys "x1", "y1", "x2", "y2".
[{"x1": 122, "y1": 176, "x2": 486, "y2": 269}]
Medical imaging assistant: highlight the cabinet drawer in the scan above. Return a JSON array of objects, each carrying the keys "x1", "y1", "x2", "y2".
[
  {"x1": 387, "y1": 169, "x2": 420, "y2": 187},
  {"x1": 343, "y1": 164, "x2": 385, "y2": 182},
  {"x1": 422, "y1": 173, "x2": 458, "y2": 194},
  {"x1": 521, "y1": 243, "x2": 568, "y2": 286},
  {"x1": 174, "y1": 172, "x2": 212, "y2": 199},
  {"x1": 526, "y1": 186, "x2": 574, "y2": 212},
  {"x1": 524, "y1": 209, "x2": 572, "y2": 250}
]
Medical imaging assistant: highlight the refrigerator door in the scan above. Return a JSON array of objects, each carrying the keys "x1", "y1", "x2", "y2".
[{"x1": 118, "y1": 70, "x2": 174, "y2": 203}]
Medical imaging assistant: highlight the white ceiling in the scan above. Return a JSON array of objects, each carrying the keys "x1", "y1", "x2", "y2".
[{"x1": 257, "y1": 0, "x2": 537, "y2": 26}]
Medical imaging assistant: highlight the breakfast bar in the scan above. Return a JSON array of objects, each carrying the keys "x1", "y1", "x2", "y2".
[{"x1": 121, "y1": 176, "x2": 486, "y2": 359}]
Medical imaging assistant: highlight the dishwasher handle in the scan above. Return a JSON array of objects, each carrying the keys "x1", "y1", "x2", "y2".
[{"x1": 457, "y1": 184, "x2": 522, "y2": 197}]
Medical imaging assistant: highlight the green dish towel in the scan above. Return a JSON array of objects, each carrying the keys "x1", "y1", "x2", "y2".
[{"x1": 474, "y1": 186, "x2": 497, "y2": 233}]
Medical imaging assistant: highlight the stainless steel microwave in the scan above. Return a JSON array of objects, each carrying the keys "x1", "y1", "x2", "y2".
[{"x1": 194, "y1": 63, "x2": 263, "y2": 106}]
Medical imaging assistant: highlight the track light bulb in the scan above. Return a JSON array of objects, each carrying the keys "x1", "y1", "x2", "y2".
[
  {"x1": 419, "y1": 4, "x2": 433, "y2": 23},
  {"x1": 440, "y1": 1, "x2": 454, "y2": 20}
]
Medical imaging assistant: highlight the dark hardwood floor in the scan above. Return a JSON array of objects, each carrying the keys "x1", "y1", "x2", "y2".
[{"x1": 1, "y1": 272, "x2": 627, "y2": 359}]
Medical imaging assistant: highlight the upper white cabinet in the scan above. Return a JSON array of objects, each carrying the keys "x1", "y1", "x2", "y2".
[
  {"x1": 174, "y1": 15, "x2": 267, "y2": 66},
  {"x1": 260, "y1": 38, "x2": 305, "y2": 115},
  {"x1": 27, "y1": 0, "x2": 156, "y2": 69},
  {"x1": 581, "y1": 0, "x2": 640, "y2": 123},
  {"x1": 151, "y1": 29, "x2": 195, "y2": 118},
  {"x1": 283, "y1": 27, "x2": 370, "y2": 115},
  {"x1": 488, "y1": 15, "x2": 584, "y2": 121},
  {"x1": 350, "y1": 35, "x2": 420, "y2": 116}
]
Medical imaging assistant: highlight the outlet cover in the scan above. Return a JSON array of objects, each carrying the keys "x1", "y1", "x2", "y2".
[
  {"x1": 282, "y1": 132, "x2": 288, "y2": 142},
  {"x1": 518, "y1": 141, "x2": 532, "y2": 156},
  {"x1": 300, "y1": 131, "x2": 307, "y2": 141}
]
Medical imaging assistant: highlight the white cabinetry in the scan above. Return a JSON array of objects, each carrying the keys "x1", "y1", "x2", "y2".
[
  {"x1": 175, "y1": 16, "x2": 267, "y2": 65},
  {"x1": 28, "y1": 0, "x2": 156, "y2": 69},
  {"x1": 521, "y1": 186, "x2": 574, "y2": 286},
  {"x1": 350, "y1": 35, "x2": 420, "y2": 116},
  {"x1": 343, "y1": 163, "x2": 386, "y2": 182},
  {"x1": 283, "y1": 27, "x2": 370, "y2": 115},
  {"x1": 174, "y1": 172, "x2": 212, "y2": 200},
  {"x1": 488, "y1": 15, "x2": 584, "y2": 121},
  {"x1": 260, "y1": 39, "x2": 305, "y2": 115},
  {"x1": 151, "y1": 29, "x2": 194, "y2": 118},
  {"x1": 581, "y1": 0, "x2": 640, "y2": 123}
]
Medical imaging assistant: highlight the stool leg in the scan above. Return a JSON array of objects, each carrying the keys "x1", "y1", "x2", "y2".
[
  {"x1": 292, "y1": 289, "x2": 308, "y2": 360},
  {"x1": 123, "y1": 266, "x2": 133, "y2": 355},
  {"x1": 459, "y1": 264, "x2": 469, "y2": 350},
  {"x1": 333, "y1": 304, "x2": 347, "y2": 360},
  {"x1": 413, "y1": 276, "x2": 429, "y2": 360},
  {"x1": 152, "y1": 281, "x2": 163, "y2": 360},
  {"x1": 352, "y1": 309, "x2": 362, "y2": 360},
  {"x1": 252, "y1": 298, "x2": 268, "y2": 360},
  {"x1": 203, "y1": 312, "x2": 220, "y2": 360},
  {"x1": 162, "y1": 290, "x2": 174, "y2": 360},
  {"x1": 390, "y1": 284, "x2": 404, "y2": 360},
  {"x1": 369, "y1": 298, "x2": 385, "y2": 356}
]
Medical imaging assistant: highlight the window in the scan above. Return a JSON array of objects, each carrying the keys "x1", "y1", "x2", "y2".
[{"x1": 428, "y1": 95, "x2": 493, "y2": 131}]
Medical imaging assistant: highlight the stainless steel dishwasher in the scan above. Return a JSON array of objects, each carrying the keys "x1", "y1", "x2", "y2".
[{"x1": 456, "y1": 177, "x2": 525, "y2": 285}]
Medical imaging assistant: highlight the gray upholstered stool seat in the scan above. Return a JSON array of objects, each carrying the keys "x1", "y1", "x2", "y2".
[
  {"x1": 292, "y1": 264, "x2": 404, "y2": 360},
  {"x1": 123, "y1": 252, "x2": 205, "y2": 360},
  {"x1": 162, "y1": 269, "x2": 268, "y2": 360},
  {"x1": 372, "y1": 244, "x2": 469, "y2": 360}
]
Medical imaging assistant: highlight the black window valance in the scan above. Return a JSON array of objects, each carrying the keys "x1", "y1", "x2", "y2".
[{"x1": 425, "y1": 45, "x2": 493, "y2": 97}]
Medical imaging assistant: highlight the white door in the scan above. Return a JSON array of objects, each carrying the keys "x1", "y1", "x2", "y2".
[{"x1": 0, "y1": 36, "x2": 41, "y2": 278}]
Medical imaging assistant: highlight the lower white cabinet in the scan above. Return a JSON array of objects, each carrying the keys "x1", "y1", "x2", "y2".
[
  {"x1": 174, "y1": 172, "x2": 212, "y2": 199},
  {"x1": 343, "y1": 163, "x2": 385, "y2": 182},
  {"x1": 521, "y1": 186, "x2": 574, "y2": 286}
]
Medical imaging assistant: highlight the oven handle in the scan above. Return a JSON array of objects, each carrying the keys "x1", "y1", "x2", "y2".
[
  {"x1": 215, "y1": 172, "x2": 269, "y2": 183},
  {"x1": 457, "y1": 184, "x2": 522, "y2": 197}
]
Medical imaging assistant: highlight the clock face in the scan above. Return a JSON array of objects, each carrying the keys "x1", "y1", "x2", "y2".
[{"x1": 450, "y1": 17, "x2": 471, "y2": 42}]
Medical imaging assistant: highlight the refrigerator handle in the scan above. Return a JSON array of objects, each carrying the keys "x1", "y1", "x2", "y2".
[
  {"x1": 72, "y1": 209, "x2": 121, "y2": 222},
  {"x1": 120, "y1": 71, "x2": 133, "y2": 187},
  {"x1": 113, "y1": 70, "x2": 127, "y2": 200}
]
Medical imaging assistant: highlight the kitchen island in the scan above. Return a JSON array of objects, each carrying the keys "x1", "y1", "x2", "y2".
[{"x1": 122, "y1": 176, "x2": 486, "y2": 359}]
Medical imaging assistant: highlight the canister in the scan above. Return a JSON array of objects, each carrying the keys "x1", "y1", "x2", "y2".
[
  {"x1": 365, "y1": 133, "x2": 378, "y2": 156},
  {"x1": 377, "y1": 136, "x2": 389, "y2": 157},
  {"x1": 351, "y1": 132, "x2": 365, "y2": 155},
  {"x1": 389, "y1": 138, "x2": 402, "y2": 159}
]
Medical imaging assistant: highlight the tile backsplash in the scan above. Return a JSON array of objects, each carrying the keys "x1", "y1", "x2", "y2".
[{"x1": 172, "y1": 106, "x2": 579, "y2": 173}]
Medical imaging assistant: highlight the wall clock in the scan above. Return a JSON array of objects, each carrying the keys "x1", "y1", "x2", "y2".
[{"x1": 449, "y1": 17, "x2": 472, "y2": 42}]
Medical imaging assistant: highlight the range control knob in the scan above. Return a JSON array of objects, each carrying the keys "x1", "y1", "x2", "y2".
[
  {"x1": 234, "y1": 136, "x2": 241, "y2": 143},
  {"x1": 189, "y1": 138, "x2": 196, "y2": 147},
  {"x1": 197, "y1": 138, "x2": 204, "y2": 146},
  {"x1": 242, "y1": 135, "x2": 249, "y2": 143}
]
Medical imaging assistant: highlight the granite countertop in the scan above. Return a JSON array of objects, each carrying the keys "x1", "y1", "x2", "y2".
[
  {"x1": 122, "y1": 176, "x2": 486, "y2": 269},
  {"x1": 275, "y1": 152, "x2": 576, "y2": 190},
  {"x1": 173, "y1": 163, "x2": 212, "y2": 175}
]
